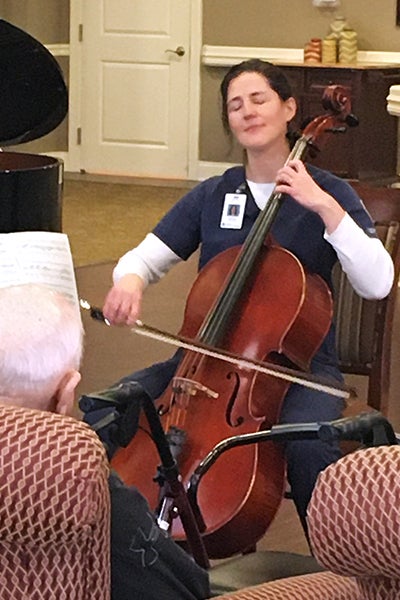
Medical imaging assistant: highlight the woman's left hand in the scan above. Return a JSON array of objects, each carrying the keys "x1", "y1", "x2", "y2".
[{"x1": 275, "y1": 159, "x2": 345, "y2": 233}]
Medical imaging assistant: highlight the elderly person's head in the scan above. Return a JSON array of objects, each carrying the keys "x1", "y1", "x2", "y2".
[{"x1": 0, "y1": 284, "x2": 84, "y2": 414}]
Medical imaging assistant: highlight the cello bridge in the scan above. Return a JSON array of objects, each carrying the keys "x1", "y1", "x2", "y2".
[{"x1": 172, "y1": 377, "x2": 219, "y2": 402}]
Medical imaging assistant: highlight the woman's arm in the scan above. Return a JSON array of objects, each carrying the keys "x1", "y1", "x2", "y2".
[
  {"x1": 325, "y1": 213, "x2": 394, "y2": 299},
  {"x1": 103, "y1": 234, "x2": 182, "y2": 325},
  {"x1": 276, "y1": 160, "x2": 394, "y2": 299},
  {"x1": 113, "y1": 233, "x2": 182, "y2": 285}
]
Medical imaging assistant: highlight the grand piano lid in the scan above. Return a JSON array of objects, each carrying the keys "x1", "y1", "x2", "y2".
[{"x1": 0, "y1": 19, "x2": 68, "y2": 147}]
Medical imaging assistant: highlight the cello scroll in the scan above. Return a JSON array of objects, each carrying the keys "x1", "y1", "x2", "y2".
[{"x1": 299, "y1": 84, "x2": 359, "y2": 158}]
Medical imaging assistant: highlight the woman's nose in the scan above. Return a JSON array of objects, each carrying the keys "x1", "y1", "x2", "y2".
[{"x1": 242, "y1": 100, "x2": 256, "y2": 117}]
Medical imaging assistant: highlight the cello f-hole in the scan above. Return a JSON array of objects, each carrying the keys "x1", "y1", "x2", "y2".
[{"x1": 224, "y1": 371, "x2": 244, "y2": 427}]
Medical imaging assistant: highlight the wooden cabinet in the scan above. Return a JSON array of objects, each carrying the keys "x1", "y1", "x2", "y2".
[{"x1": 280, "y1": 64, "x2": 400, "y2": 181}]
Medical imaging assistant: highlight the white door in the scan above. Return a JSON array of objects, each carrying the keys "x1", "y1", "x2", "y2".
[{"x1": 80, "y1": 0, "x2": 192, "y2": 178}]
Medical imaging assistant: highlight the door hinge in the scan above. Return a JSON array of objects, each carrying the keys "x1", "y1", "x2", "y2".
[
  {"x1": 77, "y1": 127, "x2": 82, "y2": 145},
  {"x1": 78, "y1": 24, "x2": 83, "y2": 42}
]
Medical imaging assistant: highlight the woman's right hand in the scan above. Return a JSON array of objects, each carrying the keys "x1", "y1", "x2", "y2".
[{"x1": 102, "y1": 274, "x2": 145, "y2": 326}]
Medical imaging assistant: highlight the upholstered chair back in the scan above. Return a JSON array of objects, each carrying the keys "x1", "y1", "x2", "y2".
[
  {"x1": 0, "y1": 404, "x2": 110, "y2": 600},
  {"x1": 308, "y1": 444, "x2": 400, "y2": 599}
]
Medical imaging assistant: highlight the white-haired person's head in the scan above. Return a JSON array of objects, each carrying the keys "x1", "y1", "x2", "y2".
[{"x1": 0, "y1": 284, "x2": 84, "y2": 414}]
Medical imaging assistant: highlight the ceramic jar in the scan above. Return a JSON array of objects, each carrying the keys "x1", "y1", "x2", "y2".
[
  {"x1": 329, "y1": 16, "x2": 349, "y2": 39},
  {"x1": 338, "y1": 27, "x2": 358, "y2": 64},
  {"x1": 322, "y1": 36, "x2": 337, "y2": 63},
  {"x1": 304, "y1": 38, "x2": 322, "y2": 63}
]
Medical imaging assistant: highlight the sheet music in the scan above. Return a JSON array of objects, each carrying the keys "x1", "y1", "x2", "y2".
[{"x1": 0, "y1": 231, "x2": 79, "y2": 309}]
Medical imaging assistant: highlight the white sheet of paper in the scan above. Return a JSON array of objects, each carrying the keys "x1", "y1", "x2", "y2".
[{"x1": 0, "y1": 231, "x2": 79, "y2": 310}]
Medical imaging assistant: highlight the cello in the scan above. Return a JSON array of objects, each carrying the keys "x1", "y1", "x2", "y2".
[{"x1": 111, "y1": 85, "x2": 357, "y2": 559}]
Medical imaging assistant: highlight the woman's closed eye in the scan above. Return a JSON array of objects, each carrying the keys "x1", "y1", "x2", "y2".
[
  {"x1": 227, "y1": 99, "x2": 242, "y2": 112},
  {"x1": 227, "y1": 91, "x2": 268, "y2": 113},
  {"x1": 251, "y1": 92, "x2": 268, "y2": 105}
]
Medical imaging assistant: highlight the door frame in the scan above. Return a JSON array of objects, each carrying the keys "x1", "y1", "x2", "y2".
[{"x1": 68, "y1": 0, "x2": 202, "y2": 180}]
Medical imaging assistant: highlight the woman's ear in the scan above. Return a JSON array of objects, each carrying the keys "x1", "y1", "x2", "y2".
[
  {"x1": 54, "y1": 370, "x2": 82, "y2": 416},
  {"x1": 285, "y1": 96, "x2": 297, "y2": 123}
]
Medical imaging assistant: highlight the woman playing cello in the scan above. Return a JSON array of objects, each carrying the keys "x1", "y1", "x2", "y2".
[{"x1": 102, "y1": 59, "x2": 394, "y2": 537}]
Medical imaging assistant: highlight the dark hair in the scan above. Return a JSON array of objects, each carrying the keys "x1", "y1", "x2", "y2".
[{"x1": 220, "y1": 59, "x2": 294, "y2": 135}]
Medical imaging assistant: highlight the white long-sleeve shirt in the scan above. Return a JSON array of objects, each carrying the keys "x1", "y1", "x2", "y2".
[
  {"x1": 113, "y1": 210, "x2": 393, "y2": 300},
  {"x1": 113, "y1": 179, "x2": 394, "y2": 301}
]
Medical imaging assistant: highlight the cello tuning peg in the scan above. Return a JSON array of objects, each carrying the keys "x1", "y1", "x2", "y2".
[
  {"x1": 325, "y1": 126, "x2": 347, "y2": 134},
  {"x1": 345, "y1": 113, "x2": 359, "y2": 128}
]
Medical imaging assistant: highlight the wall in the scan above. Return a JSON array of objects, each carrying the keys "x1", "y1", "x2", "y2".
[
  {"x1": 0, "y1": 0, "x2": 69, "y2": 43},
  {"x1": 0, "y1": 0, "x2": 69, "y2": 154},
  {"x1": 200, "y1": 0, "x2": 400, "y2": 164},
  {"x1": 203, "y1": 0, "x2": 400, "y2": 50},
  {"x1": 1, "y1": 1, "x2": 399, "y2": 173}
]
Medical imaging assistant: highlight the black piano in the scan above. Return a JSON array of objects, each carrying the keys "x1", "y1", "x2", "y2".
[{"x1": 0, "y1": 19, "x2": 68, "y2": 232}]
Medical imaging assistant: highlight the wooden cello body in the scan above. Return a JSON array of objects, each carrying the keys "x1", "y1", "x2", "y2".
[{"x1": 111, "y1": 85, "x2": 356, "y2": 558}]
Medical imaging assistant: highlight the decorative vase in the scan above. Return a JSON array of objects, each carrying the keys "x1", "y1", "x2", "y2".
[
  {"x1": 322, "y1": 36, "x2": 337, "y2": 64},
  {"x1": 329, "y1": 15, "x2": 349, "y2": 39},
  {"x1": 304, "y1": 38, "x2": 322, "y2": 63},
  {"x1": 338, "y1": 27, "x2": 358, "y2": 64}
]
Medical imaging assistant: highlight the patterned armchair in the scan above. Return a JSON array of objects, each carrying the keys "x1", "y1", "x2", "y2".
[
  {"x1": 215, "y1": 444, "x2": 400, "y2": 599},
  {"x1": 0, "y1": 404, "x2": 110, "y2": 600}
]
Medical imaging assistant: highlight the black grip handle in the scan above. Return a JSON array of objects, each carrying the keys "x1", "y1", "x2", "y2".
[{"x1": 318, "y1": 412, "x2": 397, "y2": 445}]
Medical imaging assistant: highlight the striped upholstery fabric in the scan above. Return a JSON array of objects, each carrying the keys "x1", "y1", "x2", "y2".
[
  {"x1": 332, "y1": 222, "x2": 398, "y2": 369},
  {"x1": 0, "y1": 404, "x2": 110, "y2": 600},
  {"x1": 215, "y1": 571, "x2": 358, "y2": 599},
  {"x1": 308, "y1": 445, "x2": 400, "y2": 599},
  {"x1": 332, "y1": 220, "x2": 400, "y2": 413}
]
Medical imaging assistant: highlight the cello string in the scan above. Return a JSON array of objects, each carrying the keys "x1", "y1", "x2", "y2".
[{"x1": 197, "y1": 136, "x2": 309, "y2": 345}]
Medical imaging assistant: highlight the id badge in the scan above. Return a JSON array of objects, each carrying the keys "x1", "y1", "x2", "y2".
[{"x1": 220, "y1": 193, "x2": 247, "y2": 229}]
